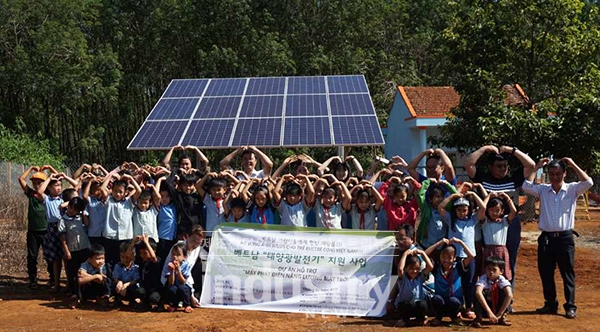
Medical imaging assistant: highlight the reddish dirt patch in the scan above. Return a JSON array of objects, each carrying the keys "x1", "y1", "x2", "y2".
[{"x1": 2, "y1": 212, "x2": 600, "y2": 331}]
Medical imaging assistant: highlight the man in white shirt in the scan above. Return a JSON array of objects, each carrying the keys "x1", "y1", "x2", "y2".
[
  {"x1": 521, "y1": 157, "x2": 593, "y2": 319},
  {"x1": 219, "y1": 146, "x2": 273, "y2": 179}
]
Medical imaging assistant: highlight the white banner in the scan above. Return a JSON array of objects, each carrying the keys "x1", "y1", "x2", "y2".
[{"x1": 200, "y1": 223, "x2": 396, "y2": 317}]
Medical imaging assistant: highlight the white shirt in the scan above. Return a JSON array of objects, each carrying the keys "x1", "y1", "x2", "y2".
[
  {"x1": 235, "y1": 168, "x2": 265, "y2": 180},
  {"x1": 132, "y1": 206, "x2": 159, "y2": 243},
  {"x1": 522, "y1": 178, "x2": 593, "y2": 232},
  {"x1": 314, "y1": 201, "x2": 343, "y2": 229},
  {"x1": 277, "y1": 201, "x2": 310, "y2": 227}
]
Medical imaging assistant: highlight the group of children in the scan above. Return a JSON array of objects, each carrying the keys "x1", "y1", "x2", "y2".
[{"x1": 19, "y1": 146, "x2": 519, "y2": 326}]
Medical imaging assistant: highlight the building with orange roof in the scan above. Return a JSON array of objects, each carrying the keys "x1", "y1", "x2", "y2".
[{"x1": 384, "y1": 84, "x2": 530, "y2": 169}]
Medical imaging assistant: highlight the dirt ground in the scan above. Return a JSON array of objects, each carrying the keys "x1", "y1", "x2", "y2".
[{"x1": 1, "y1": 211, "x2": 600, "y2": 331}]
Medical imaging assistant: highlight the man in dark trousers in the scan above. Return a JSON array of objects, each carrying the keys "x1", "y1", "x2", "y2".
[{"x1": 522, "y1": 157, "x2": 593, "y2": 319}]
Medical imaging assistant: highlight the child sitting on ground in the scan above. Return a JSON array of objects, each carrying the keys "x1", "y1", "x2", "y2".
[
  {"x1": 130, "y1": 235, "x2": 163, "y2": 310},
  {"x1": 386, "y1": 247, "x2": 434, "y2": 327},
  {"x1": 425, "y1": 238, "x2": 475, "y2": 326},
  {"x1": 113, "y1": 242, "x2": 144, "y2": 306},
  {"x1": 472, "y1": 256, "x2": 513, "y2": 328},
  {"x1": 163, "y1": 242, "x2": 193, "y2": 313},
  {"x1": 78, "y1": 244, "x2": 111, "y2": 307}
]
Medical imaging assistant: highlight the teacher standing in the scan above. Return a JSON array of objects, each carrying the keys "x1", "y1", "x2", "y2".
[{"x1": 522, "y1": 157, "x2": 593, "y2": 319}]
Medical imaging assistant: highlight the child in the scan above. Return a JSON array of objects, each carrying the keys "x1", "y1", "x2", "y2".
[
  {"x1": 78, "y1": 244, "x2": 111, "y2": 307},
  {"x1": 59, "y1": 197, "x2": 91, "y2": 307},
  {"x1": 379, "y1": 176, "x2": 420, "y2": 231},
  {"x1": 154, "y1": 176, "x2": 178, "y2": 263},
  {"x1": 82, "y1": 176, "x2": 107, "y2": 246},
  {"x1": 18, "y1": 166, "x2": 51, "y2": 288},
  {"x1": 425, "y1": 238, "x2": 475, "y2": 326},
  {"x1": 173, "y1": 173, "x2": 203, "y2": 239},
  {"x1": 481, "y1": 192, "x2": 517, "y2": 280},
  {"x1": 348, "y1": 183, "x2": 383, "y2": 230},
  {"x1": 273, "y1": 174, "x2": 315, "y2": 227},
  {"x1": 132, "y1": 188, "x2": 160, "y2": 243},
  {"x1": 386, "y1": 248, "x2": 434, "y2": 327},
  {"x1": 472, "y1": 256, "x2": 513, "y2": 327},
  {"x1": 225, "y1": 196, "x2": 248, "y2": 223},
  {"x1": 37, "y1": 171, "x2": 77, "y2": 292},
  {"x1": 312, "y1": 178, "x2": 351, "y2": 229},
  {"x1": 133, "y1": 235, "x2": 163, "y2": 310},
  {"x1": 244, "y1": 182, "x2": 277, "y2": 224},
  {"x1": 113, "y1": 242, "x2": 144, "y2": 306},
  {"x1": 417, "y1": 179, "x2": 457, "y2": 251},
  {"x1": 163, "y1": 242, "x2": 193, "y2": 313},
  {"x1": 438, "y1": 191, "x2": 486, "y2": 317},
  {"x1": 100, "y1": 173, "x2": 142, "y2": 267},
  {"x1": 195, "y1": 173, "x2": 231, "y2": 236}
]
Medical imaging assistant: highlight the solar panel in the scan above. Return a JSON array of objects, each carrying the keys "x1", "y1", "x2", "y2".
[
  {"x1": 204, "y1": 78, "x2": 246, "y2": 96},
  {"x1": 284, "y1": 117, "x2": 332, "y2": 146},
  {"x1": 239, "y1": 96, "x2": 283, "y2": 118},
  {"x1": 181, "y1": 119, "x2": 235, "y2": 147},
  {"x1": 332, "y1": 116, "x2": 384, "y2": 145},
  {"x1": 129, "y1": 121, "x2": 188, "y2": 148},
  {"x1": 128, "y1": 75, "x2": 384, "y2": 150},
  {"x1": 287, "y1": 77, "x2": 326, "y2": 94},
  {"x1": 194, "y1": 97, "x2": 241, "y2": 119},
  {"x1": 232, "y1": 118, "x2": 282, "y2": 146},
  {"x1": 329, "y1": 94, "x2": 375, "y2": 116},
  {"x1": 327, "y1": 75, "x2": 368, "y2": 93},
  {"x1": 147, "y1": 98, "x2": 200, "y2": 120},
  {"x1": 246, "y1": 77, "x2": 285, "y2": 95},
  {"x1": 285, "y1": 95, "x2": 328, "y2": 117},
  {"x1": 163, "y1": 79, "x2": 208, "y2": 98}
]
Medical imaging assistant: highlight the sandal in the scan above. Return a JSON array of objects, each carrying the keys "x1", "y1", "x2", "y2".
[
  {"x1": 393, "y1": 319, "x2": 406, "y2": 327},
  {"x1": 97, "y1": 295, "x2": 110, "y2": 307},
  {"x1": 451, "y1": 317, "x2": 464, "y2": 326},
  {"x1": 184, "y1": 306, "x2": 193, "y2": 313},
  {"x1": 68, "y1": 294, "x2": 79, "y2": 309},
  {"x1": 499, "y1": 315, "x2": 512, "y2": 326},
  {"x1": 464, "y1": 310, "x2": 476, "y2": 319},
  {"x1": 471, "y1": 321, "x2": 483, "y2": 328},
  {"x1": 167, "y1": 306, "x2": 177, "y2": 313}
]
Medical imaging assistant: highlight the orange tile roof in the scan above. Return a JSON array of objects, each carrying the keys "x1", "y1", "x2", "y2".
[{"x1": 398, "y1": 84, "x2": 530, "y2": 119}]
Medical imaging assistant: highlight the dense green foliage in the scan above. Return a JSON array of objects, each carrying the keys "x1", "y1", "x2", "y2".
[{"x1": 0, "y1": 0, "x2": 599, "y2": 172}]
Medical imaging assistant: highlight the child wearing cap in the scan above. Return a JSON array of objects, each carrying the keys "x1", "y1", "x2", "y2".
[
  {"x1": 438, "y1": 191, "x2": 486, "y2": 319},
  {"x1": 18, "y1": 166, "x2": 51, "y2": 288}
]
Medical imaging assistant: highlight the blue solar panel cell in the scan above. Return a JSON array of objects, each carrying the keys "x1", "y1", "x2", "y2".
[
  {"x1": 327, "y1": 75, "x2": 368, "y2": 93},
  {"x1": 194, "y1": 97, "x2": 241, "y2": 119},
  {"x1": 329, "y1": 94, "x2": 374, "y2": 116},
  {"x1": 147, "y1": 98, "x2": 199, "y2": 120},
  {"x1": 232, "y1": 118, "x2": 282, "y2": 146},
  {"x1": 283, "y1": 117, "x2": 331, "y2": 146},
  {"x1": 285, "y1": 95, "x2": 328, "y2": 117},
  {"x1": 205, "y1": 78, "x2": 247, "y2": 96},
  {"x1": 246, "y1": 77, "x2": 285, "y2": 95},
  {"x1": 181, "y1": 119, "x2": 235, "y2": 147},
  {"x1": 239, "y1": 96, "x2": 284, "y2": 118},
  {"x1": 287, "y1": 76, "x2": 326, "y2": 94},
  {"x1": 332, "y1": 116, "x2": 384, "y2": 145},
  {"x1": 129, "y1": 121, "x2": 188, "y2": 148},
  {"x1": 163, "y1": 79, "x2": 208, "y2": 98}
]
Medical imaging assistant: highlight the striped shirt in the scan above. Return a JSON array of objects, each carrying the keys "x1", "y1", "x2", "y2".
[
  {"x1": 471, "y1": 171, "x2": 525, "y2": 206},
  {"x1": 522, "y1": 178, "x2": 593, "y2": 232}
]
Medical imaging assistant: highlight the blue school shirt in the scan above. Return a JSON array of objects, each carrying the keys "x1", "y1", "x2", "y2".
[
  {"x1": 204, "y1": 195, "x2": 226, "y2": 236},
  {"x1": 394, "y1": 273, "x2": 427, "y2": 306},
  {"x1": 80, "y1": 260, "x2": 108, "y2": 276},
  {"x1": 43, "y1": 195, "x2": 63, "y2": 224},
  {"x1": 446, "y1": 214, "x2": 477, "y2": 258},
  {"x1": 422, "y1": 209, "x2": 448, "y2": 249},
  {"x1": 162, "y1": 259, "x2": 192, "y2": 286},
  {"x1": 277, "y1": 201, "x2": 310, "y2": 227},
  {"x1": 433, "y1": 262, "x2": 464, "y2": 302},
  {"x1": 86, "y1": 196, "x2": 106, "y2": 237},
  {"x1": 157, "y1": 203, "x2": 177, "y2": 241},
  {"x1": 104, "y1": 196, "x2": 134, "y2": 240},
  {"x1": 249, "y1": 205, "x2": 276, "y2": 224},
  {"x1": 113, "y1": 262, "x2": 140, "y2": 283}
]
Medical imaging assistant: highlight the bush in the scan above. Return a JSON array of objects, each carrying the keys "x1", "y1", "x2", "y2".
[{"x1": 0, "y1": 124, "x2": 64, "y2": 168}]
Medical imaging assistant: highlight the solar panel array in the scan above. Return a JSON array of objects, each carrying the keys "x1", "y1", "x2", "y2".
[{"x1": 127, "y1": 75, "x2": 385, "y2": 149}]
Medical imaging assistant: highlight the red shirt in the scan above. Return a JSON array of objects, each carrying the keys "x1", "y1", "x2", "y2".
[{"x1": 380, "y1": 179, "x2": 421, "y2": 231}]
